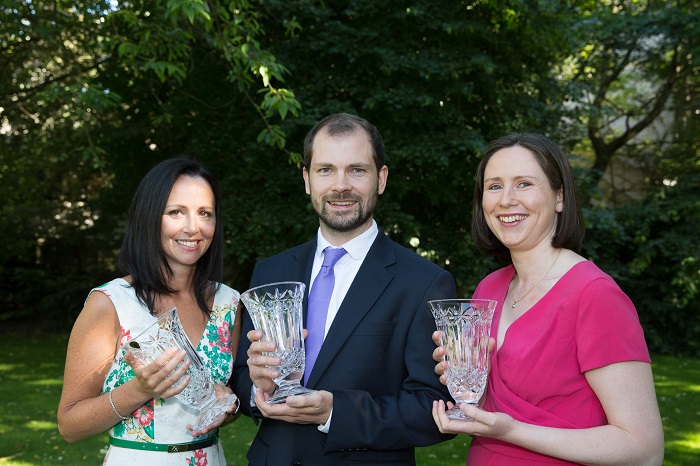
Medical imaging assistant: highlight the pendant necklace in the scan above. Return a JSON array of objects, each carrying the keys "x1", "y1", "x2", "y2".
[{"x1": 511, "y1": 248, "x2": 562, "y2": 308}]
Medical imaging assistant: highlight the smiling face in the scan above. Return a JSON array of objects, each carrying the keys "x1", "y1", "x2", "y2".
[
  {"x1": 303, "y1": 128, "x2": 388, "y2": 244},
  {"x1": 481, "y1": 146, "x2": 563, "y2": 254},
  {"x1": 161, "y1": 174, "x2": 216, "y2": 271}
]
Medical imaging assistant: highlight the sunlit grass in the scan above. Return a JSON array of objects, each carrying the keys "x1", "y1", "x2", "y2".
[
  {"x1": 0, "y1": 333, "x2": 698, "y2": 465},
  {"x1": 650, "y1": 354, "x2": 700, "y2": 465}
]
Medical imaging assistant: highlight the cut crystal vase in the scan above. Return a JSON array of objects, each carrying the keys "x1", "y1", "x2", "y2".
[
  {"x1": 124, "y1": 308, "x2": 239, "y2": 431},
  {"x1": 429, "y1": 299, "x2": 497, "y2": 420},
  {"x1": 240, "y1": 281, "x2": 315, "y2": 404}
]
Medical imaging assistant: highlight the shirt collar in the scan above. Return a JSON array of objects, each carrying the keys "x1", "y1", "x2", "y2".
[{"x1": 315, "y1": 220, "x2": 379, "y2": 261}]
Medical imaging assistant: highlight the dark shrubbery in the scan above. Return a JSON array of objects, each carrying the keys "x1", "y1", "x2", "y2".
[{"x1": 582, "y1": 175, "x2": 700, "y2": 357}]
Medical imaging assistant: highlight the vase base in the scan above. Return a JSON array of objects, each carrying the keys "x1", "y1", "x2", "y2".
[{"x1": 267, "y1": 386, "x2": 316, "y2": 404}]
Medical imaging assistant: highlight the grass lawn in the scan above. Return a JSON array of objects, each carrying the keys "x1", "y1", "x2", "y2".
[{"x1": 0, "y1": 333, "x2": 697, "y2": 465}]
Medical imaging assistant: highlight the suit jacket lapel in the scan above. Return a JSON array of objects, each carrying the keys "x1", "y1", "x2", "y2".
[
  {"x1": 291, "y1": 240, "x2": 316, "y2": 316},
  {"x1": 306, "y1": 232, "x2": 395, "y2": 387}
]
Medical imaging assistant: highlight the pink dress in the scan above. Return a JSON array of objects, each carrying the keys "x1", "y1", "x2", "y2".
[{"x1": 468, "y1": 261, "x2": 651, "y2": 465}]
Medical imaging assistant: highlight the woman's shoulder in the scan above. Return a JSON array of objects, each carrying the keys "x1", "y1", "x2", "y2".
[
  {"x1": 563, "y1": 260, "x2": 619, "y2": 289},
  {"x1": 481, "y1": 264, "x2": 515, "y2": 285},
  {"x1": 87, "y1": 277, "x2": 153, "y2": 323},
  {"x1": 88, "y1": 277, "x2": 133, "y2": 302},
  {"x1": 212, "y1": 282, "x2": 240, "y2": 305},
  {"x1": 80, "y1": 278, "x2": 134, "y2": 331},
  {"x1": 560, "y1": 261, "x2": 636, "y2": 314}
]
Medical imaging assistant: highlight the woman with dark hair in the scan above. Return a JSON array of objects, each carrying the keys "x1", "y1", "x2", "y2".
[
  {"x1": 432, "y1": 134, "x2": 663, "y2": 465},
  {"x1": 58, "y1": 157, "x2": 241, "y2": 465}
]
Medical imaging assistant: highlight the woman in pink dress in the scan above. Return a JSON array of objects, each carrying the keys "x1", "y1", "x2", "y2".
[{"x1": 432, "y1": 133, "x2": 664, "y2": 465}]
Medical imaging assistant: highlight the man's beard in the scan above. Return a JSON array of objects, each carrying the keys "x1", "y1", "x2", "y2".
[{"x1": 313, "y1": 193, "x2": 377, "y2": 233}]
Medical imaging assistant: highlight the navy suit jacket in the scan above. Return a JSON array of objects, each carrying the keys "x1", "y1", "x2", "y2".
[{"x1": 230, "y1": 229, "x2": 457, "y2": 465}]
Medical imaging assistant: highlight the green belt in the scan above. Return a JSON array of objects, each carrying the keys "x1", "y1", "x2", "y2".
[{"x1": 109, "y1": 431, "x2": 218, "y2": 453}]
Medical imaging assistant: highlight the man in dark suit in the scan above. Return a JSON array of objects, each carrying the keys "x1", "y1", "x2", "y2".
[{"x1": 230, "y1": 113, "x2": 457, "y2": 465}]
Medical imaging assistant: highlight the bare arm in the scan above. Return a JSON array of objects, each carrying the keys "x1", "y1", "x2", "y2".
[
  {"x1": 57, "y1": 291, "x2": 190, "y2": 443},
  {"x1": 433, "y1": 361, "x2": 664, "y2": 466},
  {"x1": 230, "y1": 301, "x2": 242, "y2": 363}
]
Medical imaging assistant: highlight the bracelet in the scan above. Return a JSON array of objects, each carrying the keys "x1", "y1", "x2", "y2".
[{"x1": 109, "y1": 390, "x2": 129, "y2": 421}]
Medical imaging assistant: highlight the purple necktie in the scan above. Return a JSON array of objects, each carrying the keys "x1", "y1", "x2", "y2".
[{"x1": 304, "y1": 247, "x2": 347, "y2": 384}]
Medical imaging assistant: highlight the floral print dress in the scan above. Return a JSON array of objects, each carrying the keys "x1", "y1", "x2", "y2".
[{"x1": 94, "y1": 278, "x2": 238, "y2": 466}]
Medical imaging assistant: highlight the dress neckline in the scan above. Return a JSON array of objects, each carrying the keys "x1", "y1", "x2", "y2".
[{"x1": 496, "y1": 261, "x2": 590, "y2": 351}]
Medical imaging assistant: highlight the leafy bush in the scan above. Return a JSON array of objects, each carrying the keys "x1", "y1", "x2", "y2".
[{"x1": 582, "y1": 175, "x2": 700, "y2": 357}]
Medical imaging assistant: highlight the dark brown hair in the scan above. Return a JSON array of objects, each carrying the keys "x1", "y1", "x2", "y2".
[
  {"x1": 303, "y1": 113, "x2": 385, "y2": 172},
  {"x1": 118, "y1": 157, "x2": 223, "y2": 315},
  {"x1": 472, "y1": 133, "x2": 585, "y2": 263}
]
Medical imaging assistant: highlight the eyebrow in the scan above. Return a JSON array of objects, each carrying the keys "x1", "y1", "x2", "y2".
[
  {"x1": 164, "y1": 204, "x2": 215, "y2": 210},
  {"x1": 484, "y1": 175, "x2": 539, "y2": 183},
  {"x1": 311, "y1": 161, "x2": 373, "y2": 169}
]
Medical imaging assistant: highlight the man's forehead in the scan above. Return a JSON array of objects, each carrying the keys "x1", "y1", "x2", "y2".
[{"x1": 311, "y1": 131, "x2": 373, "y2": 161}]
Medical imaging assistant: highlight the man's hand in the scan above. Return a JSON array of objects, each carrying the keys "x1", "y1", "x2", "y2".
[
  {"x1": 246, "y1": 329, "x2": 281, "y2": 397},
  {"x1": 431, "y1": 330, "x2": 449, "y2": 385},
  {"x1": 255, "y1": 390, "x2": 334, "y2": 425}
]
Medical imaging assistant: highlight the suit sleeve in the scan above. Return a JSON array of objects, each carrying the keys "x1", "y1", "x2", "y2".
[
  {"x1": 229, "y1": 264, "x2": 260, "y2": 420},
  {"x1": 325, "y1": 268, "x2": 457, "y2": 451}
]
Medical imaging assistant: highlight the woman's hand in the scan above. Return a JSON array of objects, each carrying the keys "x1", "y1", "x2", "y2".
[
  {"x1": 124, "y1": 346, "x2": 191, "y2": 399},
  {"x1": 187, "y1": 384, "x2": 240, "y2": 437},
  {"x1": 432, "y1": 399, "x2": 517, "y2": 439},
  {"x1": 432, "y1": 332, "x2": 496, "y2": 386}
]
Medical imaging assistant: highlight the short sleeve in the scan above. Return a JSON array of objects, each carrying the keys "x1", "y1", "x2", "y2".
[{"x1": 576, "y1": 277, "x2": 651, "y2": 372}]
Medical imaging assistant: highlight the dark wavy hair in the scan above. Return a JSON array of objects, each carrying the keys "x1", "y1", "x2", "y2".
[
  {"x1": 303, "y1": 112, "x2": 385, "y2": 172},
  {"x1": 472, "y1": 133, "x2": 585, "y2": 263},
  {"x1": 117, "y1": 157, "x2": 223, "y2": 316}
]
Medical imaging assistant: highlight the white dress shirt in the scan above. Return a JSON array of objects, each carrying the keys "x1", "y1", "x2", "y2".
[
  {"x1": 306, "y1": 221, "x2": 378, "y2": 432},
  {"x1": 310, "y1": 220, "x2": 379, "y2": 338},
  {"x1": 250, "y1": 221, "x2": 379, "y2": 431}
]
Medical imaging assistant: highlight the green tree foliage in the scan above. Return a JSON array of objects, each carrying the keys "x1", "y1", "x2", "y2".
[
  {"x1": 249, "y1": 0, "x2": 583, "y2": 295},
  {"x1": 108, "y1": 0, "x2": 301, "y2": 152},
  {"x1": 582, "y1": 174, "x2": 700, "y2": 356},
  {"x1": 1, "y1": 0, "x2": 118, "y2": 320},
  {"x1": 1, "y1": 0, "x2": 698, "y2": 355},
  {"x1": 0, "y1": 0, "x2": 300, "y2": 322},
  {"x1": 560, "y1": 0, "x2": 700, "y2": 356},
  {"x1": 558, "y1": 0, "x2": 700, "y2": 194}
]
